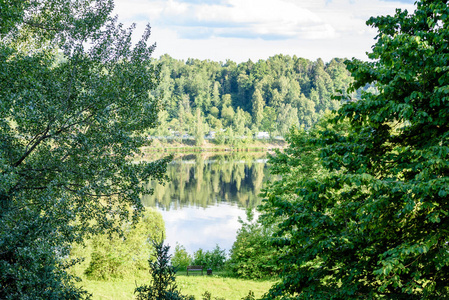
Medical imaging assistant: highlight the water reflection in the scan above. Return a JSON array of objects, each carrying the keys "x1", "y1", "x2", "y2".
[
  {"x1": 158, "y1": 203, "x2": 248, "y2": 254},
  {"x1": 141, "y1": 153, "x2": 270, "y2": 210},
  {"x1": 140, "y1": 153, "x2": 272, "y2": 253}
]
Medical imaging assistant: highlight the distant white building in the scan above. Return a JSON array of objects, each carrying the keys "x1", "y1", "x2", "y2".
[
  {"x1": 255, "y1": 131, "x2": 270, "y2": 139},
  {"x1": 206, "y1": 131, "x2": 216, "y2": 139}
]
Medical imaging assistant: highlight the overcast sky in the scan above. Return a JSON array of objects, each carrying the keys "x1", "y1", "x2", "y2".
[{"x1": 113, "y1": 0, "x2": 417, "y2": 63}]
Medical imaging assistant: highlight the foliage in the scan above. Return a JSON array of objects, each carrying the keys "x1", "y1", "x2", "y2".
[
  {"x1": 228, "y1": 209, "x2": 281, "y2": 279},
  {"x1": 172, "y1": 243, "x2": 193, "y2": 271},
  {"x1": 201, "y1": 291, "x2": 225, "y2": 300},
  {"x1": 0, "y1": 211, "x2": 92, "y2": 300},
  {"x1": 202, "y1": 291, "x2": 211, "y2": 300},
  {"x1": 201, "y1": 289, "x2": 255, "y2": 300},
  {"x1": 135, "y1": 240, "x2": 193, "y2": 300},
  {"x1": 0, "y1": 0, "x2": 169, "y2": 298},
  {"x1": 261, "y1": 0, "x2": 449, "y2": 298},
  {"x1": 241, "y1": 290, "x2": 256, "y2": 300},
  {"x1": 192, "y1": 245, "x2": 227, "y2": 271},
  {"x1": 214, "y1": 129, "x2": 227, "y2": 145},
  {"x1": 193, "y1": 108, "x2": 205, "y2": 146},
  {"x1": 81, "y1": 208, "x2": 165, "y2": 280},
  {"x1": 149, "y1": 54, "x2": 358, "y2": 140}
]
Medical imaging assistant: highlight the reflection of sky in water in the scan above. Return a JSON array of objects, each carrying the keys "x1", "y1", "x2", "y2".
[
  {"x1": 142, "y1": 154, "x2": 271, "y2": 255},
  {"x1": 157, "y1": 203, "x2": 248, "y2": 255}
]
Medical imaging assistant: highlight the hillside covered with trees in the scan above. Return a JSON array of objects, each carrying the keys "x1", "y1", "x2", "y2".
[{"x1": 149, "y1": 54, "x2": 372, "y2": 144}]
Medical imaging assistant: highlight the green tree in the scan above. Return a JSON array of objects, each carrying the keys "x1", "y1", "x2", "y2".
[
  {"x1": 233, "y1": 107, "x2": 251, "y2": 137},
  {"x1": 171, "y1": 243, "x2": 193, "y2": 271},
  {"x1": 135, "y1": 241, "x2": 192, "y2": 300},
  {"x1": 0, "y1": 1, "x2": 169, "y2": 298},
  {"x1": 296, "y1": 93, "x2": 317, "y2": 128},
  {"x1": 193, "y1": 108, "x2": 205, "y2": 146},
  {"x1": 211, "y1": 81, "x2": 221, "y2": 108},
  {"x1": 228, "y1": 210, "x2": 280, "y2": 279},
  {"x1": 236, "y1": 72, "x2": 253, "y2": 111},
  {"x1": 261, "y1": 1, "x2": 449, "y2": 298},
  {"x1": 261, "y1": 106, "x2": 277, "y2": 138},
  {"x1": 269, "y1": 88, "x2": 282, "y2": 110},
  {"x1": 192, "y1": 245, "x2": 227, "y2": 271},
  {"x1": 221, "y1": 105, "x2": 235, "y2": 127},
  {"x1": 251, "y1": 88, "x2": 264, "y2": 128},
  {"x1": 152, "y1": 110, "x2": 171, "y2": 139},
  {"x1": 276, "y1": 104, "x2": 299, "y2": 136},
  {"x1": 81, "y1": 209, "x2": 165, "y2": 280}
]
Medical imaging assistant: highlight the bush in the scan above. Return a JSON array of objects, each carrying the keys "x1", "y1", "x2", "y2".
[
  {"x1": 214, "y1": 129, "x2": 227, "y2": 145},
  {"x1": 192, "y1": 245, "x2": 227, "y2": 271},
  {"x1": 241, "y1": 290, "x2": 256, "y2": 300},
  {"x1": 81, "y1": 209, "x2": 165, "y2": 280},
  {"x1": 0, "y1": 212, "x2": 91, "y2": 300},
  {"x1": 171, "y1": 243, "x2": 193, "y2": 271},
  {"x1": 201, "y1": 291, "x2": 225, "y2": 300},
  {"x1": 228, "y1": 210, "x2": 280, "y2": 279}
]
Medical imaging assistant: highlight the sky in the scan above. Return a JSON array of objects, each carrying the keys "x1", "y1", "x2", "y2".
[{"x1": 113, "y1": 0, "x2": 417, "y2": 63}]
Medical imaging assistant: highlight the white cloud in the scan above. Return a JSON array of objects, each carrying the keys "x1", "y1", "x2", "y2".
[
  {"x1": 194, "y1": 0, "x2": 322, "y2": 27},
  {"x1": 113, "y1": 0, "x2": 417, "y2": 62},
  {"x1": 132, "y1": 0, "x2": 332, "y2": 40}
]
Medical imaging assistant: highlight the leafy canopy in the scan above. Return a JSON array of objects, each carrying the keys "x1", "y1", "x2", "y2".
[
  {"x1": 261, "y1": 0, "x2": 449, "y2": 298},
  {"x1": 0, "y1": 1, "x2": 169, "y2": 298}
]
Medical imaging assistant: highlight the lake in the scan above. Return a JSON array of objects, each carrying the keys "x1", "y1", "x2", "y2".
[{"x1": 141, "y1": 153, "x2": 273, "y2": 255}]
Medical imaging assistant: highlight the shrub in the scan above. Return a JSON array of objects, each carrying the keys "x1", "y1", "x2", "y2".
[
  {"x1": 241, "y1": 290, "x2": 256, "y2": 300},
  {"x1": 192, "y1": 245, "x2": 227, "y2": 271},
  {"x1": 228, "y1": 210, "x2": 280, "y2": 279},
  {"x1": 0, "y1": 212, "x2": 91, "y2": 300},
  {"x1": 82, "y1": 208, "x2": 165, "y2": 280},
  {"x1": 172, "y1": 243, "x2": 193, "y2": 271},
  {"x1": 202, "y1": 291, "x2": 225, "y2": 300}
]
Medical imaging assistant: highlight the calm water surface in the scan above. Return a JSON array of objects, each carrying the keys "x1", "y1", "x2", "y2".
[{"x1": 141, "y1": 153, "x2": 273, "y2": 254}]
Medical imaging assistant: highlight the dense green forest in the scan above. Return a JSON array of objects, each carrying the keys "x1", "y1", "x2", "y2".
[{"x1": 148, "y1": 54, "x2": 372, "y2": 142}]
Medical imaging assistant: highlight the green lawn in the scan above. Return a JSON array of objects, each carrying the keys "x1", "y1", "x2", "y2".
[{"x1": 77, "y1": 271, "x2": 275, "y2": 300}]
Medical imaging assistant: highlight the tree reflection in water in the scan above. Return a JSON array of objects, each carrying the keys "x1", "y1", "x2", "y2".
[
  {"x1": 139, "y1": 153, "x2": 275, "y2": 253},
  {"x1": 141, "y1": 153, "x2": 272, "y2": 210}
]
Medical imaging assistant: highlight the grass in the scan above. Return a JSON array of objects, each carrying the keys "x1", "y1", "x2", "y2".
[
  {"x1": 176, "y1": 273, "x2": 274, "y2": 299},
  {"x1": 76, "y1": 271, "x2": 276, "y2": 299}
]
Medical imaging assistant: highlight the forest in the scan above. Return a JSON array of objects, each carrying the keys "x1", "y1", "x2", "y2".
[{"x1": 148, "y1": 54, "x2": 372, "y2": 143}]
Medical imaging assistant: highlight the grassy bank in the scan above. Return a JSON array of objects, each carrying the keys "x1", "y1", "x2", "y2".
[{"x1": 77, "y1": 271, "x2": 275, "y2": 299}]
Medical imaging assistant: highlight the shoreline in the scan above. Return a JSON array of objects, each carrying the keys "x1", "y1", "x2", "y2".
[{"x1": 141, "y1": 139, "x2": 286, "y2": 155}]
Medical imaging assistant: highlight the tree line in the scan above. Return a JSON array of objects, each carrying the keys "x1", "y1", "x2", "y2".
[{"x1": 149, "y1": 54, "x2": 372, "y2": 143}]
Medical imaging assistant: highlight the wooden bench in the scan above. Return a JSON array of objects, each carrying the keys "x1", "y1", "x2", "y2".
[{"x1": 187, "y1": 265, "x2": 203, "y2": 276}]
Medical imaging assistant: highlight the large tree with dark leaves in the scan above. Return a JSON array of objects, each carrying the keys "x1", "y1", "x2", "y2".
[
  {"x1": 261, "y1": 0, "x2": 449, "y2": 298},
  {"x1": 0, "y1": 1, "x2": 169, "y2": 298}
]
